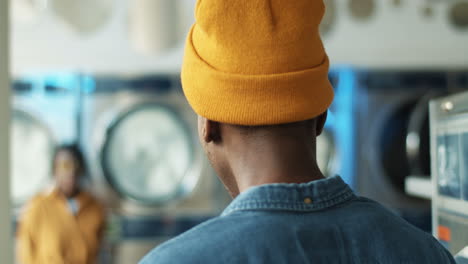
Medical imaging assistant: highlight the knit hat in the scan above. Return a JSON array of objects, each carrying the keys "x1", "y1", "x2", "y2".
[{"x1": 181, "y1": 0, "x2": 334, "y2": 126}]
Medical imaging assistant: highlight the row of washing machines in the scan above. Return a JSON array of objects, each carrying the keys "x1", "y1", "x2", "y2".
[
  {"x1": 11, "y1": 73, "x2": 232, "y2": 263},
  {"x1": 11, "y1": 69, "x2": 468, "y2": 262}
]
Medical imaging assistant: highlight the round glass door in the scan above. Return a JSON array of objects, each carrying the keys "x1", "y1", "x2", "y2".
[
  {"x1": 11, "y1": 110, "x2": 54, "y2": 205},
  {"x1": 379, "y1": 97, "x2": 433, "y2": 192},
  {"x1": 102, "y1": 104, "x2": 196, "y2": 204}
]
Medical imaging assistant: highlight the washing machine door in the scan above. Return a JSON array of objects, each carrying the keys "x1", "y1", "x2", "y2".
[
  {"x1": 11, "y1": 109, "x2": 54, "y2": 206},
  {"x1": 405, "y1": 94, "x2": 436, "y2": 177},
  {"x1": 101, "y1": 104, "x2": 197, "y2": 204},
  {"x1": 379, "y1": 94, "x2": 437, "y2": 191}
]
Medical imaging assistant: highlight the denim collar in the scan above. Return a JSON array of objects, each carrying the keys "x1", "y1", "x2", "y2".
[{"x1": 221, "y1": 176, "x2": 356, "y2": 216}]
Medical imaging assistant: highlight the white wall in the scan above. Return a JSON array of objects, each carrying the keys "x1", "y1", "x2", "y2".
[
  {"x1": 11, "y1": 0, "x2": 195, "y2": 75},
  {"x1": 10, "y1": 0, "x2": 468, "y2": 75},
  {"x1": 322, "y1": 0, "x2": 468, "y2": 69},
  {"x1": 1, "y1": 0, "x2": 14, "y2": 262}
]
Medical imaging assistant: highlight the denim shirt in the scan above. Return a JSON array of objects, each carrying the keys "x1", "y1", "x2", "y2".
[{"x1": 140, "y1": 176, "x2": 455, "y2": 264}]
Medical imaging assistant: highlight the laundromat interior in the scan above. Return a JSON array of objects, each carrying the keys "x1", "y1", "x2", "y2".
[{"x1": 1, "y1": 0, "x2": 468, "y2": 263}]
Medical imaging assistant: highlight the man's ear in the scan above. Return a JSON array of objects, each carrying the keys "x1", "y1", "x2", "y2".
[
  {"x1": 316, "y1": 111, "x2": 328, "y2": 136},
  {"x1": 201, "y1": 117, "x2": 222, "y2": 143}
]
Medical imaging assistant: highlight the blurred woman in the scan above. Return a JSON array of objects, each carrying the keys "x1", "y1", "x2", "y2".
[{"x1": 17, "y1": 144, "x2": 106, "y2": 264}]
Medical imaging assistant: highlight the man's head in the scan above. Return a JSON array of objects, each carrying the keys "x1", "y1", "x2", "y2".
[
  {"x1": 182, "y1": 0, "x2": 333, "y2": 195},
  {"x1": 197, "y1": 112, "x2": 328, "y2": 196},
  {"x1": 52, "y1": 144, "x2": 86, "y2": 198}
]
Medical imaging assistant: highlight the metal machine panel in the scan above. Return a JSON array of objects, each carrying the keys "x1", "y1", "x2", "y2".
[{"x1": 430, "y1": 91, "x2": 468, "y2": 256}]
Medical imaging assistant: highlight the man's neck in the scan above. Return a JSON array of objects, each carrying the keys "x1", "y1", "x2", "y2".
[{"x1": 228, "y1": 137, "x2": 325, "y2": 194}]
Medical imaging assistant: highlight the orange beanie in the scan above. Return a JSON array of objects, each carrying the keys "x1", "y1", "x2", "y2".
[{"x1": 181, "y1": 0, "x2": 334, "y2": 126}]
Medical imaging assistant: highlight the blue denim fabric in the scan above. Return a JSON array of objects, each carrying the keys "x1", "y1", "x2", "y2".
[{"x1": 140, "y1": 176, "x2": 455, "y2": 264}]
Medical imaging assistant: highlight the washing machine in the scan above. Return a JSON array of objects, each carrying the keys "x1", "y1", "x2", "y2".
[
  {"x1": 353, "y1": 70, "x2": 468, "y2": 230},
  {"x1": 79, "y1": 74, "x2": 230, "y2": 263},
  {"x1": 11, "y1": 72, "x2": 80, "y2": 209}
]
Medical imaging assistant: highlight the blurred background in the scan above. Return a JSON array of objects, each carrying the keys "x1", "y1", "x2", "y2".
[{"x1": 2, "y1": 0, "x2": 468, "y2": 263}]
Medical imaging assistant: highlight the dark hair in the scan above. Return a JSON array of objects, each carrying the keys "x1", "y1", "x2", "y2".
[{"x1": 52, "y1": 143, "x2": 87, "y2": 177}]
